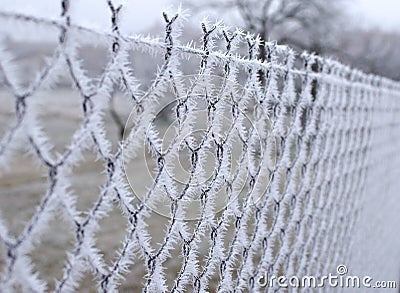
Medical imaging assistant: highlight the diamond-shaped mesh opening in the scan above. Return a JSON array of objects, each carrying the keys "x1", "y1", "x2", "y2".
[
  {"x1": 34, "y1": 89, "x2": 85, "y2": 155},
  {"x1": 163, "y1": 239, "x2": 185, "y2": 290},
  {"x1": 68, "y1": 151, "x2": 106, "y2": 213},
  {"x1": 95, "y1": 208, "x2": 129, "y2": 268},
  {"x1": 4, "y1": 39, "x2": 59, "y2": 87},
  {"x1": 0, "y1": 248, "x2": 4, "y2": 279},
  {"x1": 119, "y1": 265, "x2": 147, "y2": 291},
  {"x1": 129, "y1": 49, "x2": 165, "y2": 91},
  {"x1": 102, "y1": 91, "x2": 133, "y2": 151},
  {"x1": 76, "y1": 45, "x2": 109, "y2": 80},
  {"x1": 76, "y1": 271, "x2": 101, "y2": 292},
  {"x1": 145, "y1": 211, "x2": 173, "y2": 252},
  {"x1": 27, "y1": 215, "x2": 75, "y2": 291},
  {"x1": 0, "y1": 148, "x2": 47, "y2": 238},
  {"x1": 0, "y1": 89, "x2": 15, "y2": 137}
]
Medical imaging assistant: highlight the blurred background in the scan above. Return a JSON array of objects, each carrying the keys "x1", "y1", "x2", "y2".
[
  {"x1": 1, "y1": 0, "x2": 399, "y2": 139},
  {"x1": 1, "y1": 0, "x2": 400, "y2": 80}
]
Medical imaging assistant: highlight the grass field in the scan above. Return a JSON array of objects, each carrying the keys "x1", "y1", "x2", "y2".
[{"x1": 0, "y1": 89, "x2": 156, "y2": 291}]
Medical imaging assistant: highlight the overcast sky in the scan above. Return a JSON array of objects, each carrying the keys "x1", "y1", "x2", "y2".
[
  {"x1": 2, "y1": 0, "x2": 400, "y2": 34},
  {"x1": 348, "y1": 0, "x2": 400, "y2": 31}
]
